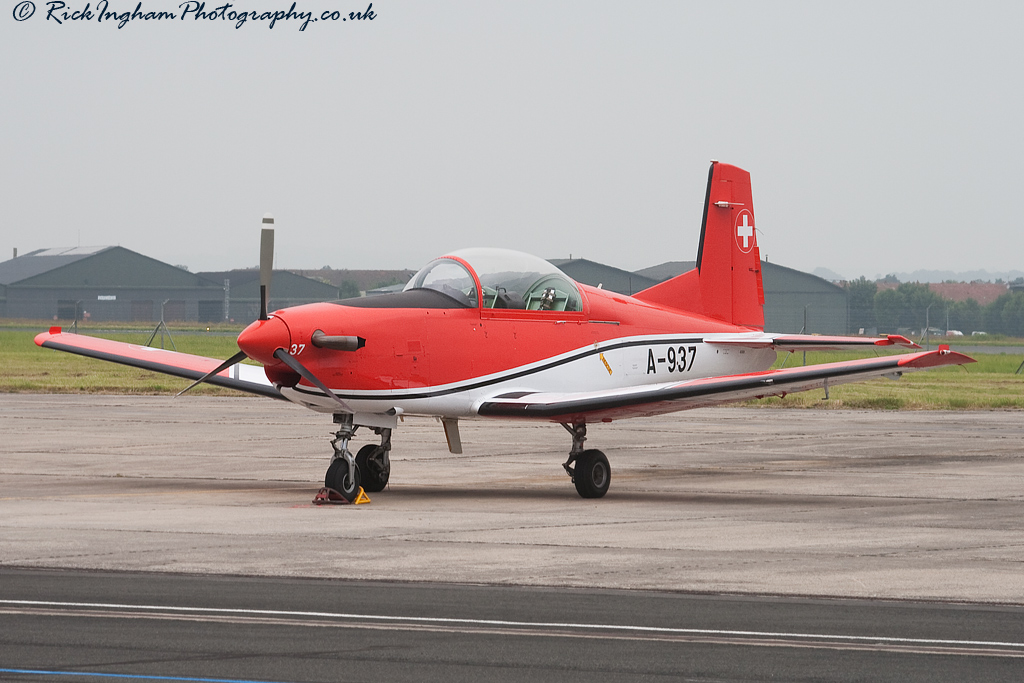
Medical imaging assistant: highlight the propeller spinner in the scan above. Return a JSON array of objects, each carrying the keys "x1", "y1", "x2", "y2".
[{"x1": 179, "y1": 213, "x2": 356, "y2": 409}]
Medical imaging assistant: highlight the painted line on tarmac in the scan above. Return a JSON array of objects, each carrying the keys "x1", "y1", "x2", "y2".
[
  {"x1": 0, "y1": 669, "x2": 293, "y2": 682},
  {"x1": 0, "y1": 486, "x2": 311, "y2": 502},
  {"x1": 3, "y1": 599, "x2": 1023, "y2": 657}
]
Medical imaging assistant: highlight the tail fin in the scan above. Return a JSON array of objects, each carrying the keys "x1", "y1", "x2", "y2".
[{"x1": 634, "y1": 161, "x2": 765, "y2": 329}]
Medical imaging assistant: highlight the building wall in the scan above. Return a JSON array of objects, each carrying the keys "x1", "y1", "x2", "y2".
[
  {"x1": 761, "y1": 264, "x2": 848, "y2": 334},
  {"x1": 199, "y1": 271, "x2": 341, "y2": 324},
  {"x1": 4, "y1": 286, "x2": 224, "y2": 322},
  {"x1": 553, "y1": 257, "x2": 850, "y2": 334},
  {"x1": 3, "y1": 247, "x2": 226, "y2": 322},
  {"x1": 224, "y1": 298, "x2": 343, "y2": 324},
  {"x1": 551, "y1": 259, "x2": 659, "y2": 296},
  {"x1": 633, "y1": 260, "x2": 850, "y2": 334}
]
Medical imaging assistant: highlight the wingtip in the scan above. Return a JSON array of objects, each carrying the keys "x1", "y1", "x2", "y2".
[
  {"x1": 898, "y1": 349, "x2": 976, "y2": 368},
  {"x1": 877, "y1": 334, "x2": 920, "y2": 349},
  {"x1": 35, "y1": 329, "x2": 59, "y2": 347}
]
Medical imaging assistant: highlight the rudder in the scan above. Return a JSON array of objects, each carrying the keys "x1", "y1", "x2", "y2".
[{"x1": 635, "y1": 161, "x2": 764, "y2": 329}]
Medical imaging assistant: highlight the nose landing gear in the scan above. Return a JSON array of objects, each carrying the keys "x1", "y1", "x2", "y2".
[
  {"x1": 325, "y1": 414, "x2": 392, "y2": 502},
  {"x1": 326, "y1": 416, "x2": 361, "y2": 502}
]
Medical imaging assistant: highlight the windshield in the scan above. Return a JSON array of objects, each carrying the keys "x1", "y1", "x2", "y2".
[
  {"x1": 404, "y1": 248, "x2": 582, "y2": 312},
  {"x1": 403, "y1": 257, "x2": 477, "y2": 307}
]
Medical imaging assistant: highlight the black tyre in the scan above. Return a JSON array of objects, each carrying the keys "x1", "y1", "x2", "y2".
[
  {"x1": 325, "y1": 457, "x2": 361, "y2": 502},
  {"x1": 573, "y1": 449, "x2": 610, "y2": 499},
  {"x1": 355, "y1": 444, "x2": 390, "y2": 493}
]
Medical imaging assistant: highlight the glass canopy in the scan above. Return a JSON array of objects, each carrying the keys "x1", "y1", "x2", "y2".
[{"x1": 404, "y1": 247, "x2": 582, "y2": 311}]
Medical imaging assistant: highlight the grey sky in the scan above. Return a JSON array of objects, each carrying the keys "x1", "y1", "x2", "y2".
[{"x1": 3, "y1": 1, "x2": 1022, "y2": 279}]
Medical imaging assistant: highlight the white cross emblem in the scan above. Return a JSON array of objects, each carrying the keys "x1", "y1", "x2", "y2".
[{"x1": 736, "y1": 214, "x2": 754, "y2": 249}]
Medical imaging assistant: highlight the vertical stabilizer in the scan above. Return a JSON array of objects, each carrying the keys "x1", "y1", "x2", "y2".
[{"x1": 635, "y1": 162, "x2": 765, "y2": 329}]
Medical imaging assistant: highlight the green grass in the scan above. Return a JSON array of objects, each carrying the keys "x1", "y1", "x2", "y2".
[
  {"x1": 0, "y1": 318, "x2": 245, "y2": 333},
  {"x1": 3, "y1": 327, "x2": 1023, "y2": 409},
  {"x1": 945, "y1": 334, "x2": 1024, "y2": 347},
  {"x1": 1, "y1": 327, "x2": 253, "y2": 396},
  {"x1": 753, "y1": 350, "x2": 1024, "y2": 410}
]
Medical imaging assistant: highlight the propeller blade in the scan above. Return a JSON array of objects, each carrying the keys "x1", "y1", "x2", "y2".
[
  {"x1": 176, "y1": 349, "x2": 249, "y2": 397},
  {"x1": 273, "y1": 348, "x2": 353, "y2": 413},
  {"x1": 259, "y1": 215, "x2": 274, "y2": 321}
]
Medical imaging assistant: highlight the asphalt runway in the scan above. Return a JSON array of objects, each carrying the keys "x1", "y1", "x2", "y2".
[{"x1": 2, "y1": 568, "x2": 1023, "y2": 683}]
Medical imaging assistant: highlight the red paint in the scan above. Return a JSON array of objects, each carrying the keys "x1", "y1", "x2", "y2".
[{"x1": 635, "y1": 162, "x2": 764, "y2": 329}]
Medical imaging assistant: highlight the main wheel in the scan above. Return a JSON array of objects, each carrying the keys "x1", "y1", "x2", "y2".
[
  {"x1": 573, "y1": 449, "x2": 610, "y2": 499},
  {"x1": 325, "y1": 457, "x2": 361, "y2": 502},
  {"x1": 356, "y1": 444, "x2": 390, "y2": 493}
]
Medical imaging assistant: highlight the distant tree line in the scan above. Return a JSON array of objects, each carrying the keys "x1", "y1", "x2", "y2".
[{"x1": 846, "y1": 278, "x2": 1024, "y2": 337}]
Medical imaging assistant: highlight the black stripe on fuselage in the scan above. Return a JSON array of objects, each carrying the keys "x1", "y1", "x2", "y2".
[{"x1": 287, "y1": 336, "x2": 708, "y2": 404}]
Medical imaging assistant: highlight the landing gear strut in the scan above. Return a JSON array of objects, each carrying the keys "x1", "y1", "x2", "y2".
[
  {"x1": 561, "y1": 422, "x2": 610, "y2": 499},
  {"x1": 325, "y1": 414, "x2": 392, "y2": 501},
  {"x1": 326, "y1": 414, "x2": 361, "y2": 502}
]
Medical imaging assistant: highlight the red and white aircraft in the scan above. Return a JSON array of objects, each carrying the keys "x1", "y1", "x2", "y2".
[{"x1": 36, "y1": 162, "x2": 974, "y2": 500}]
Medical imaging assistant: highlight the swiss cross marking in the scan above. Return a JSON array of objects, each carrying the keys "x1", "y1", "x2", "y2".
[
  {"x1": 737, "y1": 215, "x2": 753, "y2": 248},
  {"x1": 734, "y1": 210, "x2": 755, "y2": 253}
]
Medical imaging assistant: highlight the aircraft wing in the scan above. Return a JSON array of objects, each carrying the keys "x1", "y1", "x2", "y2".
[
  {"x1": 476, "y1": 347, "x2": 973, "y2": 423},
  {"x1": 34, "y1": 328, "x2": 283, "y2": 400},
  {"x1": 703, "y1": 332, "x2": 921, "y2": 351}
]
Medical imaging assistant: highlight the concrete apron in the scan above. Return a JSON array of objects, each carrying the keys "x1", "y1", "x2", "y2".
[{"x1": 1, "y1": 394, "x2": 1022, "y2": 603}]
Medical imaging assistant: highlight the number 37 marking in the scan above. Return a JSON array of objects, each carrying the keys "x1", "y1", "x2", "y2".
[{"x1": 647, "y1": 345, "x2": 697, "y2": 374}]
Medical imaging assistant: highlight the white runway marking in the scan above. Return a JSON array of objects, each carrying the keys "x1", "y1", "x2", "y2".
[{"x1": 3, "y1": 599, "x2": 1023, "y2": 656}]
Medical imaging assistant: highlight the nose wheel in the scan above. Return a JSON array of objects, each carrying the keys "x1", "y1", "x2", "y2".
[
  {"x1": 325, "y1": 414, "x2": 392, "y2": 501},
  {"x1": 327, "y1": 416, "x2": 361, "y2": 502},
  {"x1": 561, "y1": 423, "x2": 611, "y2": 499},
  {"x1": 325, "y1": 456, "x2": 361, "y2": 501}
]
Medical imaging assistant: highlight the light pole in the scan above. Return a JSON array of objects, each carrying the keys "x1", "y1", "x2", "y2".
[
  {"x1": 925, "y1": 303, "x2": 934, "y2": 351},
  {"x1": 801, "y1": 304, "x2": 811, "y2": 366}
]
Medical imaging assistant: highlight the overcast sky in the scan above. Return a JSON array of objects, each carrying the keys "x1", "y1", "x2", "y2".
[{"x1": 3, "y1": 1, "x2": 1022, "y2": 279}]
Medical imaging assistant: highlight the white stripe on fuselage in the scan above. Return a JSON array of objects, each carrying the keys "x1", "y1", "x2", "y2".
[{"x1": 279, "y1": 335, "x2": 777, "y2": 418}]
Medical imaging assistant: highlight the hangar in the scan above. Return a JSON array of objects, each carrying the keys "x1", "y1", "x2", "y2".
[
  {"x1": 556, "y1": 259, "x2": 849, "y2": 334},
  {"x1": 549, "y1": 258, "x2": 659, "y2": 296},
  {"x1": 0, "y1": 247, "x2": 341, "y2": 324},
  {"x1": 1, "y1": 245, "x2": 848, "y2": 332},
  {"x1": 197, "y1": 269, "x2": 340, "y2": 322},
  {"x1": 0, "y1": 246, "x2": 224, "y2": 322}
]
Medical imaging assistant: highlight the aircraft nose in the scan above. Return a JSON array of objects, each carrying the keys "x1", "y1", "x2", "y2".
[{"x1": 237, "y1": 315, "x2": 291, "y2": 365}]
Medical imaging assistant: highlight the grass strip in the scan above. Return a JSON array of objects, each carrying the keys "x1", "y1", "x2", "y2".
[{"x1": 3, "y1": 329, "x2": 1023, "y2": 409}]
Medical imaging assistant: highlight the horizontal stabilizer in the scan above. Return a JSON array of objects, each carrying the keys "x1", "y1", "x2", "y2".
[{"x1": 703, "y1": 332, "x2": 921, "y2": 351}]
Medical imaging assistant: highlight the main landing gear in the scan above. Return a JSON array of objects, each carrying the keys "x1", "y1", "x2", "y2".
[
  {"x1": 325, "y1": 414, "x2": 392, "y2": 502},
  {"x1": 325, "y1": 416, "x2": 609, "y2": 500},
  {"x1": 561, "y1": 422, "x2": 610, "y2": 499}
]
